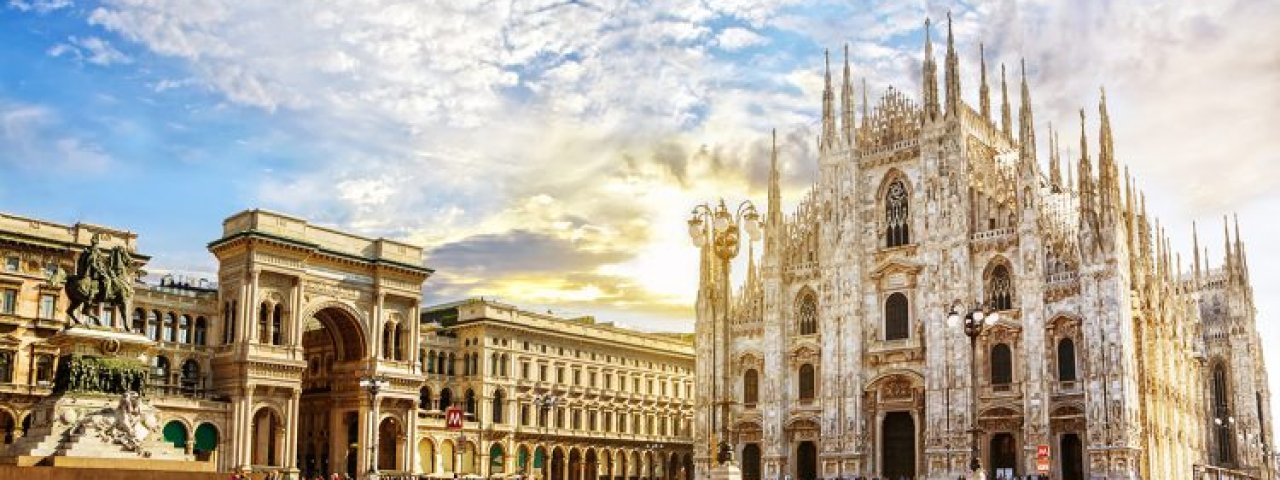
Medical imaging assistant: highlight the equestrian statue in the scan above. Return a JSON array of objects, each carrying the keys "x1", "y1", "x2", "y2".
[{"x1": 64, "y1": 234, "x2": 135, "y2": 328}]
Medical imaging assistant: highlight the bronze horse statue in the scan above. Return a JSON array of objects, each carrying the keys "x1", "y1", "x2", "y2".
[{"x1": 65, "y1": 238, "x2": 134, "y2": 327}]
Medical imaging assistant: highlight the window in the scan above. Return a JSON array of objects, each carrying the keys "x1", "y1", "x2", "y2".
[
  {"x1": 521, "y1": 362, "x2": 530, "y2": 379},
  {"x1": 0, "y1": 352, "x2": 12, "y2": 382},
  {"x1": 884, "y1": 292, "x2": 909, "y2": 340},
  {"x1": 0, "y1": 289, "x2": 15, "y2": 314},
  {"x1": 538, "y1": 365, "x2": 547, "y2": 382},
  {"x1": 3, "y1": 256, "x2": 18, "y2": 272},
  {"x1": 194, "y1": 317, "x2": 208, "y2": 345},
  {"x1": 556, "y1": 367, "x2": 564, "y2": 384},
  {"x1": 743, "y1": 369, "x2": 759, "y2": 406},
  {"x1": 34, "y1": 355, "x2": 53, "y2": 383},
  {"x1": 798, "y1": 364, "x2": 815, "y2": 402},
  {"x1": 520, "y1": 405, "x2": 530, "y2": 426},
  {"x1": 492, "y1": 390, "x2": 505, "y2": 424},
  {"x1": 796, "y1": 290, "x2": 818, "y2": 336},
  {"x1": 1212, "y1": 364, "x2": 1234, "y2": 465},
  {"x1": 257, "y1": 303, "x2": 269, "y2": 343},
  {"x1": 987, "y1": 264, "x2": 1014, "y2": 311},
  {"x1": 885, "y1": 179, "x2": 910, "y2": 247},
  {"x1": 991, "y1": 343, "x2": 1013, "y2": 386},
  {"x1": 1057, "y1": 338, "x2": 1077, "y2": 382},
  {"x1": 272, "y1": 305, "x2": 284, "y2": 346},
  {"x1": 147, "y1": 310, "x2": 160, "y2": 341},
  {"x1": 152, "y1": 356, "x2": 170, "y2": 385},
  {"x1": 162, "y1": 312, "x2": 176, "y2": 342},
  {"x1": 177, "y1": 315, "x2": 191, "y2": 344},
  {"x1": 419, "y1": 387, "x2": 433, "y2": 409},
  {"x1": 464, "y1": 389, "x2": 477, "y2": 415},
  {"x1": 39, "y1": 294, "x2": 57, "y2": 320}
]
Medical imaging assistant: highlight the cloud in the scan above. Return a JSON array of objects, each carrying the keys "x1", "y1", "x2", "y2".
[
  {"x1": 0, "y1": 101, "x2": 112, "y2": 173},
  {"x1": 7, "y1": 0, "x2": 68, "y2": 14},
  {"x1": 47, "y1": 36, "x2": 132, "y2": 66},
  {"x1": 715, "y1": 27, "x2": 769, "y2": 50}
]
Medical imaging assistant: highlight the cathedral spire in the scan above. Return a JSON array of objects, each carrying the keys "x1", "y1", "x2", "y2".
[
  {"x1": 1000, "y1": 64, "x2": 1012, "y2": 138},
  {"x1": 861, "y1": 77, "x2": 869, "y2": 129},
  {"x1": 979, "y1": 43, "x2": 991, "y2": 121},
  {"x1": 821, "y1": 49, "x2": 836, "y2": 150},
  {"x1": 1077, "y1": 109, "x2": 1096, "y2": 224},
  {"x1": 1223, "y1": 215, "x2": 1233, "y2": 280},
  {"x1": 944, "y1": 11, "x2": 960, "y2": 118},
  {"x1": 1049, "y1": 123, "x2": 1063, "y2": 189},
  {"x1": 841, "y1": 44, "x2": 855, "y2": 147},
  {"x1": 768, "y1": 128, "x2": 781, "y2": 227},
  {"x1": 1193, "y1": 221, "x2": 1202, "y2": 283},
  {"x1": 745, "y1": 241, "x2": 758, "y2": 289},
  {"x1": 922, "y1": 18, "x2": 940, "y2": 122},
  {"x1": 1017, "y1": 59, "x2": 1036, "y2": 168},
  {"x1": 1098, "y1": 87, "x2": 1121, "y2": 225}
]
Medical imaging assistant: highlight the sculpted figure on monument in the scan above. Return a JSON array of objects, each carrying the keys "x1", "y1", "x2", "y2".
[
  {"x1": 64, "y1": 234, "x2": 135, "y2": 327},
  {"x1": 79, "y1": 391, "x2": 158, "y2": 455}
]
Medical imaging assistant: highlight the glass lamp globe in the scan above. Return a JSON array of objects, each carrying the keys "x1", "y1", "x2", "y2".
[
  {"x1": 714, "y1": 214, "x2": 730, "y2": 233},
  {"x1": 946, "y1": 312, "x2": 960, "y2": 329},
  {"x1": 745, "y1": 219, "x2": 762, "y2": 241}
]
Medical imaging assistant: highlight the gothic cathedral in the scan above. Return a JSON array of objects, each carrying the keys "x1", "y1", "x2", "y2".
[{"x1": 692, "y1": 15, "x2": 1274, "y2": 480}]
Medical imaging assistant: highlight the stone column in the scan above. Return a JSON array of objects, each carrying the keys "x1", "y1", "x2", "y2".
[
  {"x1": 407, "y1": 406, "x2": 420, "y2": 474},
  {"x1": 284, "y1": 389, "x2": 302, "y2": 476}
]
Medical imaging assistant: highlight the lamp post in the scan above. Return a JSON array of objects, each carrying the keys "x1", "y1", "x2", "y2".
[
  {"x1": 535, "y1": 394, "x2": 560, "y2": 480},
  {"x1": 360, "y1": 375, "x2": 389, "y2": 480},
  {"x1": 947, "y1": 302, "x2": 999, "y2": 480},
  {"x1": 687, "y1": 199, "x2": 761, "y2": 468}
]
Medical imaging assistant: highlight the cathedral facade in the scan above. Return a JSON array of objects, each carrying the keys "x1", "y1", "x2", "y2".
[{"x1": 692, "y1": 15, "x2": 1274, "y2": 480}]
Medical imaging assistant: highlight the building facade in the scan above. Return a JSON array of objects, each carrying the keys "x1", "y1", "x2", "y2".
[
  {"x1": 0, "y1": 208, "x2": 695, "y2": 479},
  {"x1": 692, "y1": 15, "x2": 1275, "y2": 480},
  {"x1": 412, "y1": 299, "x2": 694, "y2": 480}
]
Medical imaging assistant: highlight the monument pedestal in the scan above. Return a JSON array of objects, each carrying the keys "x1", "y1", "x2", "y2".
[
  {"x1": 711, "y1": 462, "x2": 742, "y2": 480},
  {"x1": 0, "y1": 327, "x2": 199, "y2": 470}
]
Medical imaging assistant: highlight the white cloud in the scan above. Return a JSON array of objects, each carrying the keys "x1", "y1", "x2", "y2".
[
  {"x1": 47, "y1": 36, "x2": 132, "y2": 66},
  {"x1": 715, "y1": 27, "x2": 768, "y2": 50},
  {"x1": 0, "y1": 101, "x2": 112, "y2": 173},
  {"x1": 7, "y1": 0, "x2": 69, "y2": 14}
]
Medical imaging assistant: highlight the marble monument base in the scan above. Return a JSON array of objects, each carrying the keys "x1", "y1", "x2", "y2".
[{"x1": 710, "y1": 462, "x2": 742, "y2": 480}]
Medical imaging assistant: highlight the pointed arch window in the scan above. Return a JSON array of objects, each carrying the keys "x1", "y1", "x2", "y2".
[
  {"x1": 743, "y1": 369, "x2": 759, "y2": 407},
  {"x1": 990, "y1": 343, "x2": 1013, "y2": 387},
  {"x1": 884, "y1": 293, "x2": 909, "y2": 341},
  {"x1": 885, "y1": 179, "x2": 910, "y2": 247},
  {"x1": 796, "y1": 290, "x2": 818, "y2": 336},
  {"x1": 1057, "y1": 338, "x2": 1077, "y2": 382},
  {"x1": 1212, "y1": 363, "x2": 1234, "y2": 465},
  {"x1": 987, "y1": 264, "x2": 1014, "y2": 311},
  {"x1": 798, "y1": 364, "x2": 815, "y2": 402}
]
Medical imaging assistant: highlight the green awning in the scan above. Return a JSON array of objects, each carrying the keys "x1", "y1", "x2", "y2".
[
  {"x1": 162, "y1": 421, "x2": 187, "y2": 448},
  {"x1": 194, "y1": 424, "x2": 218, "y2": 451}
]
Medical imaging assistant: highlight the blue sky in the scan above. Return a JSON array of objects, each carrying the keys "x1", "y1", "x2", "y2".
[{"x1": 4, "y1": 0, "x2": 1280, "y2": 440}]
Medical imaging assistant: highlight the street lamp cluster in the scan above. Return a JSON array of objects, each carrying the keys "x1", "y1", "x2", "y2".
[
  {"x1": 687, "y1": 199, "x2": 761, "y2": 469},
  {"x1": 360, "y1": 375, "x2": 390, "y2": 480},
  {"x1": 948, "y1": 302, "x2": 1000, "y2": 478}
]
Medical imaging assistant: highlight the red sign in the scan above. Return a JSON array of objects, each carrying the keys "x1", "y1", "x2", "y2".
[
  {"x1": 1036, "y1": 444, "x2": 1050, "y2": 474},
  {"x1": 446, "y1": 406, "x2": 464, "y2": 430}
]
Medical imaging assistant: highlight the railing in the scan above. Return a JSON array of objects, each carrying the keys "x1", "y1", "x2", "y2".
[
  {"x1": 1196, "y1": 464, "x2": 1263, "y2": 480},
  {"x1": 971, "y1": 227, "x2": 1015, "y2": 241},
  {"x1": 1047, "y1": 271, "x2": 1079, "y2": 284}
]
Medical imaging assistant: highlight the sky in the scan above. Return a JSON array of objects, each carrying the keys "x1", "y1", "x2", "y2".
[{"x1": 2, "y1": 0, "x2": 1279, "y2": 441}]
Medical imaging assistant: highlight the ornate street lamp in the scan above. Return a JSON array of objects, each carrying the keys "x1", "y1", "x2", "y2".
[
  {"x1": 360, "y1": 375, "x2": 390, "y2": 480},
  {"x1": 534, "y1": 394, "x2": 559, "y2": 479},
  {"x1": 947, "y1": 302, "x2": 999, "y2": 479},
  {"x1": 687, "y1": 198, "x2": 762, "y2": 467}
]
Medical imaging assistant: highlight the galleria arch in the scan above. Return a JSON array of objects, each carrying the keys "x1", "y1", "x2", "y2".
[{"x1": 208, "y1": 210, "x2": 432, "y2": 476}]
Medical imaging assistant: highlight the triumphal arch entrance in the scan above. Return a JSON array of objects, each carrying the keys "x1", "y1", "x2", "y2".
[{"x1": 207, "y1": 210, "x2": 432, "y2": 478}]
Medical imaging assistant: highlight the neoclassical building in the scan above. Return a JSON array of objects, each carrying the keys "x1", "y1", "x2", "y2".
[
  {"x1": 692, "y1": 15, "x2": 1274, "y2": 480},
  {"x1": 0, "y1": 208, "x2": 695, "y2": 479},
  {"x1": 410, "y1": 298, "x2": 694, "y2": 480}
]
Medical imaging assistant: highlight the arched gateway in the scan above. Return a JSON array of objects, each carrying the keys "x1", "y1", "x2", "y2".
[{"x1": 208, "y1": 210, "x2": 432, "y2": 477}]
